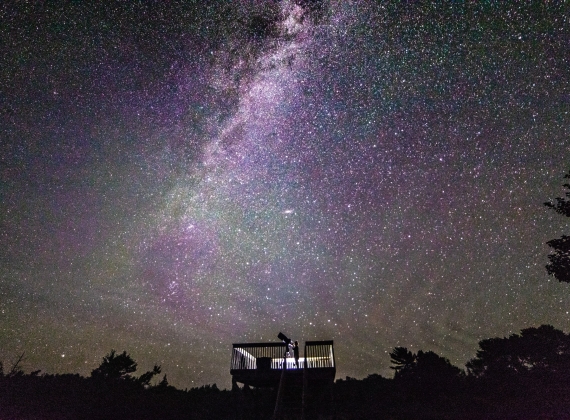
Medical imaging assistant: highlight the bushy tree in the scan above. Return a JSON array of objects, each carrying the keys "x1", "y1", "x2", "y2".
[
  {"x1": 91, "y1": 350, "x2": 138, "y2": 380},
  {"x1": 466, "y1": 325, "x2": 570, "y2": 378},
  {"x1": 544, "y1": 170, "x2": 570, "y2": 283},
  {"x1": 137, "y1": 364, "x2": 162, "y2": 387},
  {"x1": 390, "y1": 347, "x2": 463, "y2": 382},
  {"x1": 90, "y1": 349, "x2": 162, "y2": 387},
  {"x1": 389, "y1": 347, "x2": 416, "y2": 374}
]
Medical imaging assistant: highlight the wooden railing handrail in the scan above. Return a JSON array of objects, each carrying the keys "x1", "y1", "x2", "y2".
[
  {"x1": 232, "y1": 342, "x2": 286, "y2": 348},
  {"x1": 305, "y1": 340, "x2": 334, "y2": 346}
]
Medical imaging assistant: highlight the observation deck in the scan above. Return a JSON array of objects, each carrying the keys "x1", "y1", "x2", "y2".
[{"x1": 230, "y1": 340, "x2": 335, "y2": 388}]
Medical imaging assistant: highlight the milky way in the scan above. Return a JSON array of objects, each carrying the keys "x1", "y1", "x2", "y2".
[{"x1": 1, "y1": 1, "x2": 569, "y2": 389}]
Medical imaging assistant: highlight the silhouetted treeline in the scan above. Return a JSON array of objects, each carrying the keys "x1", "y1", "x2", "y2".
[
  {"x1": 0, "y1": 350, "x2": 233, "y2": 420},
  {"x1": 3, "y1": 325, "x2": 570, "y2": 419},
  {"x1": 333, "y1": 324, "x2": 570, "y2": 420},
  {"x1": 0, "y1": 372, "x2": 233, "y2": 420}
]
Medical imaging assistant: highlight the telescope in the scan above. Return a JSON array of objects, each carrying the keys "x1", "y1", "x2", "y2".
[{"x1": 277, "y1": 332, "x2": 292, "y2": 345}]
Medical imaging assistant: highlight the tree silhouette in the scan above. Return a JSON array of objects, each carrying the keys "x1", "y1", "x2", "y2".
[
  {"x1": 157, "y1": 374, "x2": 169, "y2": 388},
  {"x1": 91, "y1": 350, "x2": 137, "y2": 380},
  {"x1": 388, "y1": 346, "x2": 465, "y2": 419},
  {"x1": 91, "y1": 349, "x2": 163, "y2": 387},
  {"x1": 137, "y1": 364, "x2": 162, "y2": 387},
  {"x1": 389, "y1": 347, "x2": 416, "y2": 375},
  {"x1": 390, "y1": 347, "x2": 463, "y2": 383},
  {"x1": 412, "y1": 351, "x2": 463, "y2": 381},
  {"x1": 466, "y1": 325, "x2": 570, "y2": 378},
  {"x1": 544, "y1": 169, "x2": 570, "y2": 283}
]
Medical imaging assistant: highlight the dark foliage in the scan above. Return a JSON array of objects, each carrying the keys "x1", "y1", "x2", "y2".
[
  {"x1": 466, "y1": 324, "x2": 570, "y2": 378},
  {"x1": 544, "y1": 170, "x2": 570, "y2": 217},
  {"x1": 0, "y1": 373, "x2": 235, "y2": 420},
  {"x1": 91, "y1": 350, "x2": 138, "y2": 380},
  {"x1": 544, "y1": 170, "x2": 570, "y2": 282},
  {"x1": 389, "y1": 346, "x2": 416, "y2": 372},
  {"x1": 3, "y1": 329, "x2": 570, "y2": 419},
  {"x1": 91, "y1": 349, "x2": 162, "y2": 388},
  {"x1": 392, "y1": 349, "x2": 464, "y2": 390},
  {"x1": 138, "y1": 365, "x2": 162, "y2": 387},
  {"x1": 545, "y1": 235, "x2": 570, "y2": 283}
]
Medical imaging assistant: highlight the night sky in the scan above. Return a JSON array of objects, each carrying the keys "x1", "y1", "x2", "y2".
[{"x1": 1, "y1": 1, "x2": 569, "y2": 389}]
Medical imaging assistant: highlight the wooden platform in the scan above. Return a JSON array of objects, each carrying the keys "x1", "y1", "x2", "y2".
[
  {"x1": 230, "y1": 340, "x2": 335, "y2": 388},
  {"x1": 230, "y1": 340, "x2": 336, "y2": 419}
]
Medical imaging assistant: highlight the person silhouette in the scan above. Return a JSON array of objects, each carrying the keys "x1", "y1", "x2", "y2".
[{"x1": 293, "y1": 341, "x2": 299, "y2": 368}]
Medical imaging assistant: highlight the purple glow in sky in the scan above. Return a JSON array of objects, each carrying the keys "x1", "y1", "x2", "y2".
[{"x1": 1, "y1": 1, "x2": 569, "y2": 389}]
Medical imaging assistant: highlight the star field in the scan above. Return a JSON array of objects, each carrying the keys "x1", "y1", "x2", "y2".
[{"x1": 1, "y1": 1, "x2": 569, "y2": 389}]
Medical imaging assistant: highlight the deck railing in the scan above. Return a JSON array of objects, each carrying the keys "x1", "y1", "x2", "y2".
[
  {"x1": 231, "y1": 343, "x2": 287, "y2": 371},
  {"x1": 231, "y1": 340, "x2": 335, "y2": 371},
  {"x1": 304, "y1": 340, "x2": 335, "y2": 369}
]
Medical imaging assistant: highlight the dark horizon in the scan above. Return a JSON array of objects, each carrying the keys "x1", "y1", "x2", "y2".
[{"x1": 3, "y1": 324, "x2": 570, "y2": 419}]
